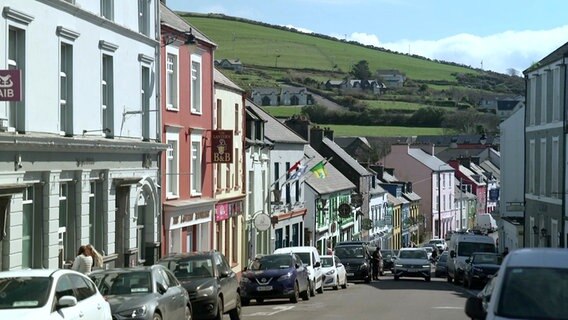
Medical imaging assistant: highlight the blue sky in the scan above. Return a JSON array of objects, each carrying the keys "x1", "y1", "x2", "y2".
[{"x1": 165, "y1": 0, "x2": 568, "y2": 74}]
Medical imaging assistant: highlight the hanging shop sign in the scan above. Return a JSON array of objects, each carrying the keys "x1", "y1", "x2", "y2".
[
  {"x1": 211, "y1": 130, "x2": 233, "y2": 163},
  {"x1": 215, "y1": 201, "x2": 243, "y2": 222},
  {"x1": 338, "y1": 203, "x2": 352, "y2": 219},
  {"x1": 254, "y1": 213, "x2": 271, "y2": 231}
]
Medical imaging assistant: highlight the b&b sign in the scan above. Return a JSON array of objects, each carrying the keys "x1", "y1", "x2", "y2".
[
  {"x1": 0, "y1": 69, "x2": 22, "y2": 101},
  {"x1": 211, "y1": 130, "x2": 233, "y2": 163}
]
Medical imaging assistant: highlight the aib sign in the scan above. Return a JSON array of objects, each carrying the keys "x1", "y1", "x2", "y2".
[{"x1": 0, "y1": 69, "x2": 22, "y2": 101}]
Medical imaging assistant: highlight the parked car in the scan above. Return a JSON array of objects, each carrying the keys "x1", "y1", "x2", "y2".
[
  {"x1": 334, "y1": 242, "x2": 372, "y2": 283},
  {"x1": 273, "y1": 246, "x2": 323, "y2": 295},
  {"x1": 239, "y1": 253, "x2": 310, "y2": 305},
  {"x1": 434, "y1": 251, "x2": 449, "y2": 277},
  {"x1": 392, "y1": 248, "x2": 431, "y2": 282},
  {"x1": 0, "y1": 269, "x2": 112, "y2": 320},
  {"x1": 463, "y1": 252, "x2": 502, "y2": 289},
  {"x1": 428, "y1": 238, "x2": 447, "y2": 251},
  {"x1": 421, "y1": 245, "x2": 434, "y2": 261},
  {"x1": 320, "y1": 255, "x2": 347, "y2": 290},
  {"x1": 89, "y1": 265, "x2": 190, "y2": 320},
  {"x1": 380, "y1": 249, "x2": 396, "y2": 272},
  {"x1": 447, "y1": 233, "x2": 496, "y2": 284},
  {"x1": 158, "y1": 251, "x2": 241, "y2": 320},
  {"x1": 465, "y1": 248, "x2": 568, "y2": 320}
]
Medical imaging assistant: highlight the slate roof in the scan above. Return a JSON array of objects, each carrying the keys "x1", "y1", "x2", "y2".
[
  {"x1": 403, "y1": 192, "x2": 421, "y2": 202},
  {"x1": 480, "y1": 160, "x2": 500, "y2": 180},
  {"x1": 304, "y1": 145, "x2": 356, "y2": 195},
  {"x1": 436, "y1": 148, "x2": 485, "y2": 162},
  {"x1": 524, "y1": 40, "x2": 568, "y2": 74},
  {"x1": 455, "y1": 186, "x2": 477, "y2": 200},
  {"x1": 245, "y1": 100, "x2": 307, "y2": 144},
  {"x1": 370, "y1": 184, "x2": 386, "y2": 195},
  {"x1": 458, "y1": 165, "x2": 486, "y2": 186},
  {"x1": 252, "y1": 87, "x2": 280, "y2": 95},
  {"x1": 414, "y1": 134, "x2": 495, "y2": 146},
  {"x1": 160, "y1": 4, "x2": 216, "y2": 47},
  {"x1": 214, "y1": 69, "x2": 243, "y2": 92},
  {"x1": 322, "y1": 137, "x2": 371, "y2": 176},
  {"x1": 282, "y1": 87, "x2": 307, "y2": 94},
  {"x1": 387, "y1": 193, "x2": 403, "y2": 206},
  {"x1": 408, "y1": 148, "x2": 453, "y2": 171}
]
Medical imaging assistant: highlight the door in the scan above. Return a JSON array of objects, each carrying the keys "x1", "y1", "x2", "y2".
[
  {"x1": 51, "y1": 275, "x2": 79, "y2": 320},
  {"x1": 216, "y1": 253, "x2": 237, "y2": 310},
  {"x1": 115, "y1": 186, "x2": 131, "y2": 267},
  {"x1": 68, "y1": 274, "x2": 104, "y2": 320},
  {"x1": 156, "y1": 268, "x2": 183, "y2": 320}
]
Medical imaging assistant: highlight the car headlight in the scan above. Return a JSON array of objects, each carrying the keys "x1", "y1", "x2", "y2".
[
  {"x1": 422, "y1": 264, "x2": 431, "y2": 268},
  {"x1": 118, "y1": 305, "x2": 147, "y2": 318},
  {"x1": 241, "y1": 277, "x2": 250, "y2": 283},
  {"x1": 278, "y1": 272, "x2": 293, "y2": 281},
  {"x1": 395, "y1": 264, "x2": 403, "y2": 267},
  {"x1": 325, "y1": 269, "x2": 336, "y2": 276},
  {"x1": 197, "y1": 285, "x2": 215, "y2": 297},
  {"x1": 360, "y1": 263, "x2": 368, "y2": 270}
]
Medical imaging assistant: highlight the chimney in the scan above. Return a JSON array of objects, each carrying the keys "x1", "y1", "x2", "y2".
[
  {"x1": 309, "y1": 126, "x2": 324, "y2": 150},
  {"x1": 284, "y1": 114, "x2": 310, "y2": 141},
  {"x1": 406, "y1": 182, "x2": 413, "y2": 193},
  {"x1": 431, "y1": 143, "x2": 435, "y2": 156},
  {"x1": 323, "y1": 127, "x2": 334, "y2": 141},
  {"x1": 369, "y1": 165, "x2": 384, "y2": 179}
]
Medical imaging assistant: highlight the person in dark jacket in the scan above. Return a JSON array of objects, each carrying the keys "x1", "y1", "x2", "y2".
[{"x1": 372, "y1": 247, "x2": 383, "y2": 280}]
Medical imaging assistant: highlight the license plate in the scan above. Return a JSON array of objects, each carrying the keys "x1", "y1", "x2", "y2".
[
  {"x1": 257, "y1": 286, "x2": 273, "y2": 291},
  {"x1": 346, "y1": 273, "x2": 354, "y2": 276}
]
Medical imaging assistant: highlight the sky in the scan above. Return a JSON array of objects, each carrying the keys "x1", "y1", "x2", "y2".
[{"x1": 165, "y1": 0, "x2": 568, "y2": 75}]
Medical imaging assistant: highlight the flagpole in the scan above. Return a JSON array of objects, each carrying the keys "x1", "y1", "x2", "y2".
[{"x1": 270, "y1": 155, "x2": 315, "y2": 188}]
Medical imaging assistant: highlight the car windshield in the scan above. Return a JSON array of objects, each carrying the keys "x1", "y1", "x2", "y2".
[
  {"x1": 423, "y1": 247, "x2": 433, "y2": 253},
  {"x1": 472, "y1": 254, "x2": 502, "y2": 265},
  {"x1": 294, "y1": 253, "x2": 311, "y2": 266},
  {"x1": 381, "y1": 251, "x2": 393, "y2": 259},
  {"x1": 251, "y1": 255, "x2": 292, "y2": 271},
  {"x1": 335, "y1": 246, "x2": 365, "y2": 259},
  {"x1": 399, "y1": 250, "x2": 428, "y2": 259},
  {"x1": 172, "y1": 258, "x2": 214, "y2": 279},
  {"x1": 497, "y1": 267, "x2": 568, "y2": 319},
  {"x1": 91, "y1": 271, "x2": 152, "y2": 295},
  {"x1": 0, "y1": 277, "x2": 51, "y2": 309},
  {"x1": 438, "y1": 253, "x2": 448, "y2": 262},
  {"x1": 429, "y1": 239, "x2": 443, "y2": 244},
  {"x1": 457, "y1": 242, "x2": 495, "y2": 257},
  {"x1": 321, "y1": 257, "x2": 334, "y2": 267}
]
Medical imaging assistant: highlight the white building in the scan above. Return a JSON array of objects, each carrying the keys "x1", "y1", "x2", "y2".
[{"x1": 0, "y1": 0, "x2": 164, "y2": 270}]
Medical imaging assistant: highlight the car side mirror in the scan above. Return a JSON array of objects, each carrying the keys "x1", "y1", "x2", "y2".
[
  {"x1": 57, "y1": 296, "x2": 78, "y2": 309},
  {"x1": 450, "y1": 251, "x2": 456, "y2": 258},
  {"x1": 314, "y1": 261, "x2": 321, "y2": 268},
  {"x1": 295, "y1": 263, "x2": 301, "y2": 269},
  {"x1": 157, "y1": 282, "x2": 169, "y2": 294},
  {"x1": 336, "y1": 263, "x2": 343, "y2": 268},
  {"x1": 465, "y1": 258, "x2": 470, "y2": 264},
  {"x1": 464, "y1": 296, "x2": 486, "y2": 320},
  {"x1": 219, "y1": 270, "x2": 230, "y2": 278}
]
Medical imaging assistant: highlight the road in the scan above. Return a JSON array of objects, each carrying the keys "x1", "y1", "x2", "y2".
[{"x1": 232, "y1": 273, "x2": 480, "y2": 320}]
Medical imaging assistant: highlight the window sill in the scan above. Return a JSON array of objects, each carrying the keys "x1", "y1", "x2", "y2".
[
  {"x1": 191, "y1": 191, "x2": 202, "y2": 197},
  {"x1": 166, "y1": 106, "x2": 179, "y2": 112},
  {"x1": 166, "y1": 194, "x2": 179, "y2": 200},
  {"x1": 190, "y1": 110, "x2": 202, "y2": 115}
]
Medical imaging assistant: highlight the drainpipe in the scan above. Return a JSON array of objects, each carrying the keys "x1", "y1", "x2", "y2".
[
  {"x1": 154, "y1": 0, "x2": 163, "y2": 258},
  {"x1": 562, "y1": 54, "x2": 567, "y2": 248}
]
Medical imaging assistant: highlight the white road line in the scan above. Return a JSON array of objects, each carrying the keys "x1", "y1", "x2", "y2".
[
  {"x1": 432, "y1": 306, "x2": 463, "y2": 310},
  {"x1": 248, "y1": 306, "x2": 295, "y2": 316}
]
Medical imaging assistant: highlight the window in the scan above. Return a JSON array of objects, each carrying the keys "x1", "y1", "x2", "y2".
[
  {"x1": 216, "y1": 99, "x2": 222, "y2": 128},
  {"x1": 216, "y1": 163, "x2": 222, "y2": 191},
  {"x1": 89, "y1": 180, "x2": 105, "y2": 252},
  {"x1": 540, "y1": 138, "x2": 547, "y2": 196},
  {"x1": 529, "y1": 76, "x2": 536, "y2": 126},
  {"x1": 22, "y1": 186, "x2": 35, "y2": 268},
  {"x1": 234, "y1": 103, "x2": 239, "y2": 133},
  {"x1": 137, "y1": 197, "x2": 146, "y2": 263},
  {"x1": 540, "y1": 72, "x2": 547, "y2": 124},
  {"x1": 7, "y1": 26, "x2": 25, "y2": 132},
  {"x1": 60, "y1": 43, "x2": 73, "y2": 135},
  {"x1": 138, "y1": 0, "x2": 150, "y2": 36},
  {"x1": 166, "y1": 131, "x2": 179, "y2": 198},
  {"x1": 285, "y1": 162, "x2": 291, "y2": 204},
  {"x1": 235, "y1": 148, "x2": 239, "y2": 188},
  {"x1": 101, "y1": 0, "x2": 114, "y2": 20},
  {"x1": 102, "y1": 54, "x2": 114, "y2": 136},
  {"x1": 69, "y1": 274, "x2": 96, "y2": 301},
  {"x1": 224, "y1": 220, "x2": 230, "y2": 258},
  {"x1": 60, "y1": 182, "x2": 77, "y2": 262},
  {"x1": 232, "y1": 218, "x2": 238, "y2": 263},
  {"x1": 528, "y1": 140, "x2": 535, "y2": 193},
  {"x1": 225, "y1": 162, "x2": 231, "y2": 190},
  {"x1": 552, "y1": 68, "x2": 561, "y2": 121},
  {"x1": 552, "y1": 137, "x2": 559, "y2": 197},
  {"x1": 191, "y1": 54, "x2": 202, "y2": 113},
  {"x1": 191, "y1": 132, "x2": 202, "y2": 194},
  {"x1": 55, "y1": 276, "x2": 74, "y2": 300},
  {"x1": 141, "y1": 65, "x2": 151, "y2": 140},
  {"x1": 166, "y1": 53, "x2": 178, "y2": 110}
]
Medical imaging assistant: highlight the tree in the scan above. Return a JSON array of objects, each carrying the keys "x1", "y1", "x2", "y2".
[
  {"x1": 350, "y1": 60, "x2": 372, "y2": 81},
  {"x1": 506, "y1": 68, "x2": 520, "y2": 77},
  {"x1": 442, "y1": 109, "x2": 499, "y2": 134}
]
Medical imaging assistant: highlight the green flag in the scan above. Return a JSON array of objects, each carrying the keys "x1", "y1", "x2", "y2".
[{"x1": 310, "y1": 161, "x2": 327, "y2": 179}]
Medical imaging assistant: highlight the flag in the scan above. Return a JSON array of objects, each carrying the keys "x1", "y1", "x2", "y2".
[
  {"x1": 310, "y1": 161, "x2": 327, "y2": 179},
  {"x1": 285, "y1": 164, "x2": 308, "y2": 185},
  {"x1": 287, "y1": 160, "x2": 302, "y2": 174}
]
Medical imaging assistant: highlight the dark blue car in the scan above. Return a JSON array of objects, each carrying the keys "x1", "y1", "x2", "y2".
[{"x1": 240, "y1": 253, "x2": 310, "y2": 305}]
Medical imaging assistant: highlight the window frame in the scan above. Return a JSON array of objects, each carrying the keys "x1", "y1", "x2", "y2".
[
  {"x1": 165, "y1": 50, "x2": 179, "y2": 111},
  {"x1": 101, "y1": 0, "x2": 114, "y2": 20},
  {"x1": 165, "y1": 129, "x2": 180, "y2": 198},
  {"x1": 138, "y1": 0, "x2": 150, "y2": 36},
  {"x1": 190, "y1": 131, "x2": 203, "y2": 195},
  {"x1": 59, "y1": 41, "x2": 73, "y2": 136},
  {"x1": 190, "y1": 53, "x2": 202, "y2": 114}
]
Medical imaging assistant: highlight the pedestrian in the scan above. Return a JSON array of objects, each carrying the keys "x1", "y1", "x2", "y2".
[
  {"x1": 71, "y1": 245, "x2": 93, "y2": 274},
  {"x1": 86, "y1": 244, "x2": 104, "y2": 269},
  {"x1": 372, "y1": 247, "x2": 382, "y2": 280},
  {"x1": 327, "y1": 244, "x2": 333, "y2": 255}
]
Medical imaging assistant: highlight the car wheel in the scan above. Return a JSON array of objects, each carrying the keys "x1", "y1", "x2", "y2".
[
  {"x1": 152, "y1": 313, "x2": 162, "y2": 320},
  {"x1": 256, "y1": 298, "x2": 264, "y2": 304},
  {"x1": 184, "y1": 305, "x2": 192, "y2": 320},
  {"x1": 447, "y1": 275, "x2": 453, "y2": 283},
  {"x1": 425, "y1": 276, "x2": 431, "y2": 282},
  {"x1": 364, "y1": 274, "x2": 371, "y2": 283},
  {"x1": 316, "y1": 280, "x2": 324, "y2": 294},
  {"x1": 333, "y1": 276, "x2": 339, "y2": 290},
  {"x1": 341, "y1": 276, "x2": 347, "y2": 289},
  {"x1": 309, "y1": 279, "x2": 316, "y2": 297},
  {"x1": 213, "y1": 297, "x2": 223, "y2": 320},
  {"x1": 290, "y1": 282, "x2": 299, "y2": 303},
  {"x1": 229, "y1": 293, "x2": 242, "y2": 320},
  {"x1": 242, "y1": 298, "x2": 250, "y2": 306},
  {"x1": 300, "y1": 283, "x2": 310, "y2": 301},
  {"x1": 394, "y1": 275, "x2": 399, "y2": 281}
]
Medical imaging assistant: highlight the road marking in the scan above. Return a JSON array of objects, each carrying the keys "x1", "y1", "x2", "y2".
[
  {"x1": 248, "y1": 306, "x2": 295, "y2": 316},
  {"x1": 432, "y1": 306, "x2": 463, "y2": 310}
]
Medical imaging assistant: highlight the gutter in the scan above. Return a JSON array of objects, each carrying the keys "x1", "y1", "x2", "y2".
[{"x1": 562, "y1": 54, "x2": 567, "y2": 248}]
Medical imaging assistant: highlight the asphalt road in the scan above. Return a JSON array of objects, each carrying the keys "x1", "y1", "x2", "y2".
[{"x1": 232, "y1": 272, "x2": 480, "y2": 320}]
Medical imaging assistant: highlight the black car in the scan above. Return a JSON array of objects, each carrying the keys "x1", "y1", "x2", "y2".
[
  {"x1": 380, "y1": 249, "x2": 396, "y2": 272},
  {"x1": 463, "y1": 252, "x2": 502, "y2": 289},
  {"x1": 159, "y1": 251, "x2": 241, "y2": 320},
  {"x1": 434, "y1": 251, "x2": 449, "y2": 277},
  {"x1": 334, "y1": 242, "x2": 372, "y2": 283},
  {"x1": 89, "y1": 265, "x2": 191, "y2": 320}
]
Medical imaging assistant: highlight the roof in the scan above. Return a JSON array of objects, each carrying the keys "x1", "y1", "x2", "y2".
[
  {"x1": 304, "y1": 145, "x2": 356, "y2": 195},
  {"x1": 245, "y1": 100, "x2": 307, "y2": 144},
  {"x1": 160, "y1": 4, "x2": 216, "y2": 47},
  {"x1": 480, "y1": 160, "x2": 500, "y2": 180},
  {"x1": 506, "y1": 248, "x2": 568, "y2": 268},
  {"x1": 524, "y1": 41, "x2": 568, "y2": 74},
  {"x1": 436, "y1": 148, "x2": 485, "y2": 162},
  {"x1": 0, "y1": 269, "x2": 63, "y2": 278},
  {"x1": 322, "y1": 137, "x2": 371, "y2": 176},
  {"x1": 403, "y1": 192, "x2": 421, "y2": 202},
  {"x1": 387, "y1": 193, "x2": 402, "y2": 206},
  {"x1": 214, "y1": 69, "x2": 243, "y2": 92},
  {"x1": 408, "y1": 148, "x2": 453, "y2": 171},
  {"x1": 497, "y1": 100, "x2": 522, "y2": 111},
  {"x1": 370, "y1": 183, "x2": 386, "y2": 195},
  {"x1": 252, "y1": 87, "x2": 280, "y2": 94},
  {"x1": 415, "y1": 135, "x2": 496, "y2": 146},
  {"x1": 282, "y1": 86, "x2": 307, "y2": 94}
]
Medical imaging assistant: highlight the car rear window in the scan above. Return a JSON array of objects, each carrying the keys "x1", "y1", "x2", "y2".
[{"x1": 0, "y1": 277, "x2": 51, "y2": 309}]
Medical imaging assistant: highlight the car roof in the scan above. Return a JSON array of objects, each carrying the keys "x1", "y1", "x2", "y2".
[
  {"x1": 274, "y1": 246, "x2": 317, "y2": 253},
  {"x1": 399, "y1": 248, "x2": 426, "y2": 251},
  {"x1": 161, "y1": 251, "x2": 217, "y2": 260},
  {"x1": 90, "y1": 266, "x2": 158, "y2": 275},
  {"x1": 320, "y1": 255, "x2": 334, "y2": 258},
  {"x1": 0, "y1": 269, "x2": 63, "y2": 278},
  {"x1": 505, "y1": 248, "x2": 568, "y2": 268}
]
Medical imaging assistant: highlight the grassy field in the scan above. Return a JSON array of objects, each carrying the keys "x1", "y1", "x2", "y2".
[
  {"x1": 181, "y1": 14, "x2": 477, "y2": 81},
  {"x1": 323, "y1": 124, "x2": 446, "y2": 137},
  {"x1": 261, "y1": 106, "x2": 303, "y2": 118},
  {"x1": 363, "y1": 100, "x2": 425, "y2": 111}
]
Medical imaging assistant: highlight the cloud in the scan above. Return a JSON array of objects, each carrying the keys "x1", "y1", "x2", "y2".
[
  {"x1": 284, "y1": 24, "x2": 314, "y2": 34},
  {"x1": 341, "y1": 26, "x2": 568, "y2": 74}
]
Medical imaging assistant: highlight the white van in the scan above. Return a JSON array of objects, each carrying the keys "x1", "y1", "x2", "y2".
[
  {"x1": 273, "y1": 246, "x2": 323, "y2": 295},
  {"x1": 447, "y1": 233, "x2": 496, "y2": 284},
  {"x1": 476, "y1": 213, "x2": 497, "y2": 233}
]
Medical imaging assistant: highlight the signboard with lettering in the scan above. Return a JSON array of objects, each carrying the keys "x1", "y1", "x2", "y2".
[
  {"x1": 0, "y1": 69, "x2": 22, "y2": 101},
  {"x1": 211, "y1": 130, "x2": 233, "y2": 163},
  {"x1": 215, "y1": 200, "x2": 243, "y2": 222}
]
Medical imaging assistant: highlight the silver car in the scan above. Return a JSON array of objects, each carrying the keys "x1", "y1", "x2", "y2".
[{"x1": 393, "y1": 248, "x2": 432, "y2": 282}]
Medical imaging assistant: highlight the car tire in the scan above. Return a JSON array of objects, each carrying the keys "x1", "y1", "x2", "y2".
[
  {"x1": 152, "y1": 313, "x2": 162, "y2": 320},
  {"x1": 242, "y1": 298, "x2": 250, "y2": 306},
  {"x1": 290, "y1": 282, "x2": 299, "y2": 303},
  {"x1": 447, "y1": 275, "x2": 453, "y2": 283},
  {"x1": 213, "y1": 297, "x2": 223, "y2": 320},
  {"x1": 300, "y1": 284, "x2": 310, "y2": 301},
  {"x1": 317, "y1": 281, "x2": 324, "y2": 294},
  {"x1": 184, "y1": 305, "x2": 192, "y2": 320},
  {"x1": 341, "y1": 277, "x2": 347, "y2": 289},
  {"x1": 256, "y1": 298, "x2": 264, "y2": 304},
  {"x1": 309, "y1": 279, "x2": 316, "y2": 297},
  {"x1": 229, "y1": 293, "x2": 242, "y2": 320},
  {"x1": 333, "y1": 276, "x2": 339, "y2": 290},
  {"x1": 394, "y1": 275, "x2": 399, "y2": 281},
  {"x1": 425, "y1": 276, "x2": 431, "y2": 282}
]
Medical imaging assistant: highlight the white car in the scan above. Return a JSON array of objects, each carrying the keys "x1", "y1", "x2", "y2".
[
  {"x1": 465, "y1": 248, "x2": 568, "y2": 320},
  {"x1": 320, "y1": 255, "x2": 348, "y2": 290},
  {"x1": 428, "y1": 238, "x2": 447, "y2": 251},
  {"x1": 0, "y1": 269, "x2": 112, "y2": 320}
]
